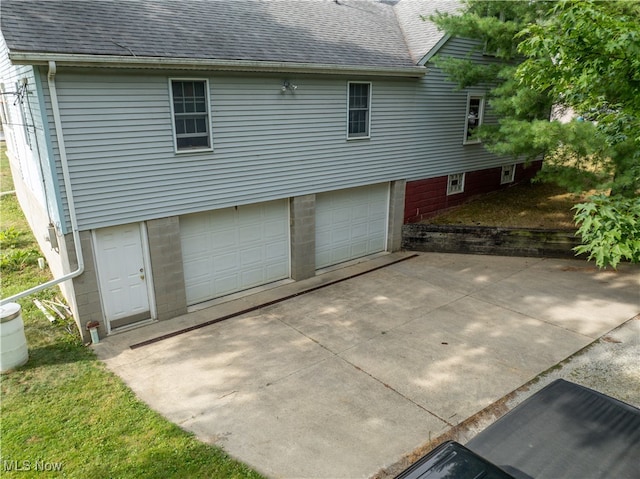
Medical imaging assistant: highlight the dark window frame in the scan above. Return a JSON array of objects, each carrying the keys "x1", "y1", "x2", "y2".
[
  {"x1": 347, "y1": 81, "x2": 371, "y2": 139},
  {"x1": 170, "y1": 79, "x2": 212, "y2": 152},
  {"x1": 463, "y1": 94, "x2": 485, "y2": 145}
]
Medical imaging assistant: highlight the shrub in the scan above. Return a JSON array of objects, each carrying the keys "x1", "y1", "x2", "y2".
[
  {"x1": 1, "y1": 247, "x2": 40, "y2": 272},
  {"x1": 573, "y1": 195, "x2": 640, "y2": 268},
  {"x1": 0, "y1": 226, "x2": 27, "y2": 248}
]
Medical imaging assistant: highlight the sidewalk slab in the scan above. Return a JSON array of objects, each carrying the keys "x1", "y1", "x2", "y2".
[{"x1": 94, "y1": 253, "x2": 640, "y2": 479}]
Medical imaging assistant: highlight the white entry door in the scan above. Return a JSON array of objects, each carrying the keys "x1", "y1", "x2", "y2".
[{"x1": 94, "y1": 224, "x2": 152, "y2": 330}]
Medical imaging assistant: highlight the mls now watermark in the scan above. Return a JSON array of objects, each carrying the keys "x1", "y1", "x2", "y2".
[{"x1": 3, "y1": 459, "x2": 64, "y2": 472}]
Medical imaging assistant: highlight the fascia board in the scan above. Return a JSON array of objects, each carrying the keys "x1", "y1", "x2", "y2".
[
  {"x1": 418, "y1": 34, "x2": 451, "y2": 66},
  {"x1": 8, "y1": 52, "x2": 427, "y2": 78}
]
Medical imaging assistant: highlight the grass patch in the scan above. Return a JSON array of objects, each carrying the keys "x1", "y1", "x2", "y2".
[
  {"x1": 1, "y1": 140, "x2": 14, "y2": 192},
  {"x1": 422, "y1": 181, "x2": 588, "y2": 229},
  {"x1": 1, "y1": 143, "x2": 263, "y2": 479}
]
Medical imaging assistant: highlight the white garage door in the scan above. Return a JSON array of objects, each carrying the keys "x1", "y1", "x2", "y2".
[
  {"x1": 180, "y1": 200, "x2": 290, "y2": 305},
  {"x1": 316, "y1": 183, "x2": 389, "y2": 269}
]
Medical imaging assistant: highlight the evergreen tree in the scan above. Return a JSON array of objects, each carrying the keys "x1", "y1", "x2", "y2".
[{"x1": 431, "y1": 0, "x2": 640, "y2": 268}]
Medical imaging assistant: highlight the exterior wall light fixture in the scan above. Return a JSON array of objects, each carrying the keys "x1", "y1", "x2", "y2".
[{"x1": 281, "y1": 80, "x2": 297, "y2": 93}]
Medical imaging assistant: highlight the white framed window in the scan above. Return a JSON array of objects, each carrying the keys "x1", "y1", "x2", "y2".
[
  {"x1": 501, "y1": 164, "x2": 516, "y2": 184},
  {"x1": 463, "y1": 94, "x2": 485, "y2": 144},
  {"x1": 347, "y1": 81, "x2": 371, "y2": 139},
  {"x1": 447, "y1": 172, "x2": 465, "y2": 195},
  {"x1": 169, "y1": 79, "x2": 212, "y2": 152}
]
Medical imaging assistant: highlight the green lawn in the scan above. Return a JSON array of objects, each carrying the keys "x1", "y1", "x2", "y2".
[{"x1": 0, "y1": 143, "x2": 263, "y2": 479}]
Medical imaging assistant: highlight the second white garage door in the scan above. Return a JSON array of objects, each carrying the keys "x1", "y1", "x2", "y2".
[
  {"x1": 316, "y1": 183, "x2": 389, "y2": 269},
  {"x1": 180, "y1": 200, "x2": 290, "y2": 305}
]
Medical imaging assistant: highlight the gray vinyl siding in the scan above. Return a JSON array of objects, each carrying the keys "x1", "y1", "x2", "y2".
[
  {"x1": 48, "y1": 37, "x2": 509, "y2": 231},
  {"x1": 0, "y1": 35, "x2": 61, "y2": 229}
]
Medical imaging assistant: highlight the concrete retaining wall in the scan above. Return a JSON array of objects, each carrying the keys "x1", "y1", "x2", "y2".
[{"x1": 402, "y1": 224, "x2": 583, "y2": 259}]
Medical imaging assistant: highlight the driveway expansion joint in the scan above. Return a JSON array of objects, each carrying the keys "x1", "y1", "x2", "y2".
[
  {"x1": 277, "y1": 313, "x2": 454, "y2": 427},
  {"x1": 346, "y1": 359, "x2": 454, "y2": 427}
]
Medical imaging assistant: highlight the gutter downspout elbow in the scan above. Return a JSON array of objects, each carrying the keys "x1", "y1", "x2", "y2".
[{"x1": 1, "y1": 61, "x2": 84, "y2": 305}]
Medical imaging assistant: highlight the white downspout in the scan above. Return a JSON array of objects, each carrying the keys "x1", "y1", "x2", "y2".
[{"x1": 1, "y1": 61, "x2": 84, "y2": 305}]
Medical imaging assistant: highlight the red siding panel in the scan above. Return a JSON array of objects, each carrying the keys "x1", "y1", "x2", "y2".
[{"x1": 404, "y1": 161, "x2": 543, "y2": 223}]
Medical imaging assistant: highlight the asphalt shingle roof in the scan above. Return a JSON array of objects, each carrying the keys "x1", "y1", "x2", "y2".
[
  {"x1": 394, "y1": 0, "x2": 461, "y2": 63},
  {"x1": 0, "y1": 0, "x2": 458, "y2": 69}
]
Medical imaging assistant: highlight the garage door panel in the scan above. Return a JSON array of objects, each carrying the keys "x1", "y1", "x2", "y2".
[
  {"x1": 267, "y1": 262, "x2": 289, "y2": 278},
  {"x1": 351, "y1": 242, "x2": 368, "y2": 257},
  {"x1": 352, "y1": 205, "x2": 370, "y2": 217},
  {"x1": 266, "y1": 242, "x2": 288, "y2": 259},
  {"x1": 264, "y1": 219, "x2": 288, "y2": 238},
  {"x1": 181, "y1": 200, "x2": 290, "y2": 305},
  {"x1": 316, "y1": 183, "x2": 388, "y2": 269},
  {"x1": 213, "y1": 230, "x2": 237, "y2": 248},
  {"x1": 316, "y1": 252, "x2": 330, "y2": 268},
  {"x1": 351, "y1": 223, "x2": 369, "y2": 239},
  {"x1": 241, "y1": 268, "x2": 265, "y2": 286},
  {"x1": 215, "y1": 252, "x2": 239, "y2": 272},
  {"x1": 239, "y1": 206, "x2": 261, "y2": 222},
  {"x1": 368, "y1": 219, "x2": 386, "y2": 234},
  {"x1": 334, "y1": 245, "x2": 352, "y2": 258},
  {"x1": 332, "y1": 227, "x2": 352, "y2": 243},
  {"x1": 182, "y1": 234, "x2": 209, "y2": 255},
  {"x1": 241, "y1": 247, "x2": 264, "y2": 267},
  {"x1": 369, "y1": 237, "x2": 386, "y2": 250},
  {"x1": 332, "y1": 209, "x2": 352, "y2": 224},
  {"x1": 183, "y1": 260, "x2": 210, "y2": 279},
  {"x1": 214, "y1": 275, "x2": 239, "y2": 296},
  {"x1": 214, "y1": 208, "x2": 236, "y2": 224},
  {"x1": 188, "y1": 283, "x2": 212, "y2": 302},
  {"x1": 238, "y1": 225, "x2": 261, "y2": 243},
  {"x1": 316, "y1": 232, "x2": 331, "y2": 251},
  {"x1": 316, "y1": 210, "x2": 332, "y2": 227}
]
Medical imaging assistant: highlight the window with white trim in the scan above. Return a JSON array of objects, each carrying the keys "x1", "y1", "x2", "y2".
[
  {"x1": 347, "y1": 82, "x2": 371, "y2": 139},
  {"x1": 464, "y1": 95, "x2": 485, "y2": 144},
  {"x1": 447, "y1": 173, "x2": 465, "y2": 195},
  {"x1": 170, "y1": 79, "x2": 212, "y2": 151},
  {"x1": 501, "y1": 164, "x2": 516, "y2": 184}
]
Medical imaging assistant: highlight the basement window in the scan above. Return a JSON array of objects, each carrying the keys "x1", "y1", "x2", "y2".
[
  {"x1": 447, "y1": 173, "x2": 465, "y2": 195},
  {"x1": 501, "y1": 164, "x2": 516, "y2": 184}
]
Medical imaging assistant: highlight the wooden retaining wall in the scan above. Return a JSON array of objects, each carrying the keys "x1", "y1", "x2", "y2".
[{"x1": 402, "y1": 224, "x2": 583, "y2": 259}]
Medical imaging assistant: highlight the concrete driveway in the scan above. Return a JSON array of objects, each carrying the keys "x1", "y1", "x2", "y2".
[{"x1": 94, "y1": 252, "x2": 640, "y2": 479}]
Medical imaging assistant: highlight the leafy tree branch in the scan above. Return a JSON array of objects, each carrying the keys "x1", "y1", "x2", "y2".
[{"x1": 430, "y1": 0, "x2": 640, "y2": 267}]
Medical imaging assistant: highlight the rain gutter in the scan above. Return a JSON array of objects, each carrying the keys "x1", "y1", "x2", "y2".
[{"x1": 8, "y1": 53, "x2": 427, "y2": 78}]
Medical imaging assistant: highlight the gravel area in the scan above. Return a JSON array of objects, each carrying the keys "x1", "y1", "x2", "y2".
[
  {"x1": 432, "y1": 314, "x2": 640, "y2": 449},
  {"x1": 508, "y1": 314, "x2": 640, "y2": 409},
  {"x1": 374, "y1": 316, "x2": 640, "y2": 479}
]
